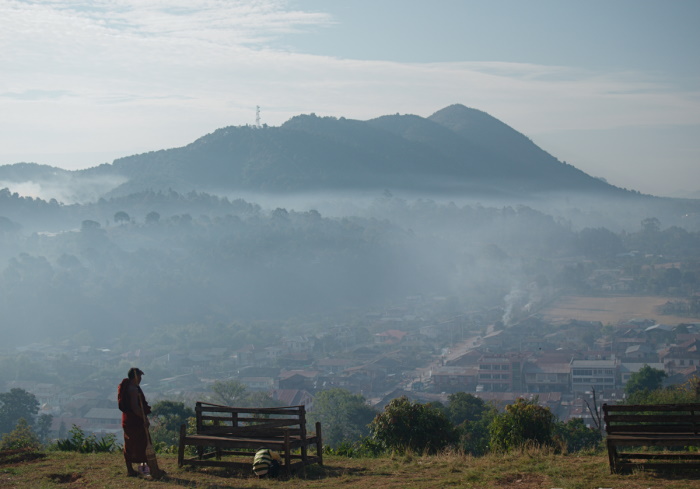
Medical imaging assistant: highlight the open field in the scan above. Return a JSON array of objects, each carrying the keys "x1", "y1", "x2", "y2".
[
  {"x1": 2, "y1": 449, "x2": 700, "y2": 489},
  {"x1": 540, "y1": 295, "x2": 700, "y2": 326}
]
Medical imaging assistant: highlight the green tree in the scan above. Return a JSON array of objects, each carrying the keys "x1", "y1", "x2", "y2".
[
  {"x1": 151, "y1": 401, "x2": 194, "y2": 433},
  {"x1": 80, "y1": 219, "x2": 101, "y2": 231},
  {"x1": 0, "y1": 418, "x2": 41, "y2": 451},
  {"x1": 0, "y1": 388, "x2": 39, "y2": 435},
  {"x1": 625, "y1": 377, "x2": 699, "y2": 405},
  {"x1": 145, "y1": 211, "x2": 161, "y2": 224},
  {"x1": 114, "y1": 211, "x2": 130, "y2": 224},
  {"x1": 150, "y1": 401, "x2": 194, "y2": 447},
  {"x1": 446, "y1": 392, "x2": 496, "y2": 456},
  {"x1": 369, "y1": 396, "x2": 457, "y2": 454},
  {"x1": 446, "y1": 392, "x2": 488, "y2": 425},
  {"x1": 458, "y1": 407, "x2": 497, "y2": 456},
  {"x1": 210, "y1": 379, "x2": 246, "y2": 406},
  {"x1": 555, "y1": 418, "x2": 602, "y2": 453},
  {"x1": 489, "y1": 398, "x2": 557, "y2": 452},
  {"x1": 625, "y1": 365, "x2": 667, "y2": 397},
  {"x1": 309, "y1": 388, "x2": 376, "y2": 448}
]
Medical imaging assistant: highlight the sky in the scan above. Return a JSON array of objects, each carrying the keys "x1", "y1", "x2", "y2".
[{"x1": 1, "y1": 0, "x2": 699, "y2": 198}]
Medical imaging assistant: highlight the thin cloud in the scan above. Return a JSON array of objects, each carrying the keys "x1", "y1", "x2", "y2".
[
  {"x1": 1, "y1": 0, "x2": 699, "y2": 195},
  {"x1": 0, "y1": 89, "x2": 72, "y2": 100}
]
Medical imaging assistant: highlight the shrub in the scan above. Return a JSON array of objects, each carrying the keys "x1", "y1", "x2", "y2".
[
  {"x1": 309, "y1": 388, "x2": 377, "y2": 448},
  {"x1": 369, "y1": 396, "x2": 457, "y2": 454},
  {"x1": 555, "y1": 418, "x2": 602, "y2": 453},
  {"x1": 625, "y1": 376, "x2": 699, "y2": 405},
  {"x1": 323, "y1": 436, "x2": 384, "y2": 458},
  {"x1": 457, "y1": 409, "x2": 497, "y2": 456},
  {"x1": 54, "y1": 425, "x2": 119, "y2": 453},
  {"x1": 489, "y1": 398, "x2": 556, "y2": 452},
  {"x1": 0, "y1": 418, "x2": 41, "y2": 451},
  {"x1": 625, "y1": 365, "x2": 667, "y2": 397}
]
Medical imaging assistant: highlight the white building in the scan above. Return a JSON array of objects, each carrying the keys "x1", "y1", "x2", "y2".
[{"x1": 570, "y1": 359, "x2": 617, "y2": 393}]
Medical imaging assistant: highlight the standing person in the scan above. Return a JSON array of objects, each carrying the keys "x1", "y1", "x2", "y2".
[{"x1": 118, "y1": 367, "x2": 153, "y2": 477}]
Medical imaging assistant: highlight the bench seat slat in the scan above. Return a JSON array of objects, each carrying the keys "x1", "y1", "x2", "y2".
[
  {"x1": 607, "y1": 436, "x2": 700, "y2": 446},
  {"x1": 605, "y1": 414, "x2": 700, "y2": 423},
  {"x1": 199, "y1": 418, "x2": 302, "y2": 428},
  {"x1": 616, "y1": 462, "x2": 700, "y2": 472},
  {"x1": 607, "y1": 424, "x2": 700, "y2": 433},
  {"x1": 183, "y1": 435, "x2": 311, "y2": 450},
  {"x1": 616, "y1": 453, "x2": 700, "y2": 461},
  {"x1": 603, "y1": 403, "x2": 700, "y2": 413},
  {"x1": 197, "y1": 404, "x2": 307, "y2": 415},
  {"x1": 199, "y1": 426, "x2": 305, "y2": 437}
]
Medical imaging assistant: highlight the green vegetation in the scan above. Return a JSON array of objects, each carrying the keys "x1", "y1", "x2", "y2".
[
  {"x1": 53, "y1": 425, "x2": 119, "y2": 453},
  {"x1": 0, "y1": 384, "x2": 697, "y2": 488},
  {"x1": 625, "y1": 364, "x2": 668, "y2": 397},
  {"x1": 0, "y1": 419, "x2": 40, "y2": 451},
  {"x1": 150, "y1": 401, "x2": 195, "y2": 448},
  {"x1": 309, "y1": 388, "x2": 377, "y2": 448},
  {"x1": 489, "y1": 398, "x2": 557, "y2": 452},
  {"x1": 625, "y1": 377, "x2": 699, "y2": 405},
  {"x1": 2, "y1": 448, "x2": 700, "y2": 489},
  {"x1": 0, "y1": 389, "x2": 39, "y2": 436},
  {"x1": 369, "y1": 396, "x2": 458, "y2": 454}
]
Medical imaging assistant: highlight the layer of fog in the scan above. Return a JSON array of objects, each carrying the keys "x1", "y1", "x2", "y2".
[
  {"x1": 0, "y1": 173, "x2": 127, "y2": 205},
  {"x1": 1, "y1": 179, "x2": 699, "y2": 349},
  {"x1": 216, "y1": 189, "x2": 700, "y2": 233}
]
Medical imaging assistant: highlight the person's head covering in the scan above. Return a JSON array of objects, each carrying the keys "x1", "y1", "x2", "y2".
[{"x1": 127, "y1": 367, "x2": 144, "y2": 380}]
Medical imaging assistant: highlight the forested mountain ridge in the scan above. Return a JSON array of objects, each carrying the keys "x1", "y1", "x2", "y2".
[{"x1": 2, "y1": 104, "x2": 628, "y2": 201}]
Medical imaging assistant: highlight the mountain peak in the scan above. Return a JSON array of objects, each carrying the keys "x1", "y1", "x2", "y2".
[
  {"x1": 429, "y1": 104, "x2": 514, "y2": 134},
  {"x1": 2, "y1": 104, "x2": 627, "y2": 199}
]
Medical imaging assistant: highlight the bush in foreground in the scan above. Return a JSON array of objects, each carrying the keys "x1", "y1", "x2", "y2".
[{"x1": 369, "y1": 396, "x2": 457, "y2": 454}]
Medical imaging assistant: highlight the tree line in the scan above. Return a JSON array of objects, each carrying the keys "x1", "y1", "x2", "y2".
[{"x1": 2, "y1": 369, "x2": 697, "y2": 457}]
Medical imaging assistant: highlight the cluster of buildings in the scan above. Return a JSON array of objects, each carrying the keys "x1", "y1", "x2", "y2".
[
  {"x1": 3, "y1": 306, "x2": 699, "y2": 438},
  {"x1": 429, "y1": 317, "x2": 699, "y2": 422}
]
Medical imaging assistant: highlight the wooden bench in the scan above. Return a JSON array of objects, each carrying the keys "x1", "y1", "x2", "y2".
[
  {"x1": 178, "y1": 402, "x2": 323, "y2": 476},
  {"x1": 603, "y1": 402, "x2": 700, "y2": 473}
]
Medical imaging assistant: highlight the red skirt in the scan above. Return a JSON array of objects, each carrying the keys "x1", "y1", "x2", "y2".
[{"x1": 122, "y1": 413, "x2": 147, "y2": 463}]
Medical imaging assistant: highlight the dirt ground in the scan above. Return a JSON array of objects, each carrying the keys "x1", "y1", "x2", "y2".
[{"x1": 540, "y1": 295, "x2": 700, "y2": 325}]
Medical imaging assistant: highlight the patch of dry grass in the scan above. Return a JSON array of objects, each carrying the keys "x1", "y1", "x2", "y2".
[
  {"x1": 540, "y1": 294, "x2": 700, "y2": 325},
  {"x1": 1, "y1": 448, "x2": 700, "y2": 489}
]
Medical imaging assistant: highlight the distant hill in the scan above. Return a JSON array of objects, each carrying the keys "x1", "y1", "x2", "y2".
[
  {"x1": 0, "y1": 162, "x2": 71, "y2": 181},
  {"x1": 2, "y1": 105, "x2": 630, "y2": 200}
]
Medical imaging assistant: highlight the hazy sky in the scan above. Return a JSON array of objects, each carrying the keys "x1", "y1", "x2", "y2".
[{"x1": 1, "y1": 0, "x2": 699, "y2": 197}]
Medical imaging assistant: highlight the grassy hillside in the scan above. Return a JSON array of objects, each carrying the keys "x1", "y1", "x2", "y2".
[{"x1": 2, "y1": 448, "x2": 699, "y2": 489}]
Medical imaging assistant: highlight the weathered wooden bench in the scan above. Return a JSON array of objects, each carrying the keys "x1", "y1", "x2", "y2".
[
  {"x1": 178, "y1": 402, "x2": 322, "y2": 476},
  {"x1": 603, "y1": 403, "x2": 700, "y2": 473}
]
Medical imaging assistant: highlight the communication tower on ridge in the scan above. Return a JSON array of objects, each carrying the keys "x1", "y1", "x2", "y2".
[{"x1": 255, "y1": 105, "x2": 261, "y2": 128}]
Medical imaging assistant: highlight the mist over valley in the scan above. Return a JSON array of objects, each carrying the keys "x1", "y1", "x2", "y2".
[{"x1": 1, "y1": 105, "x2": 699, "y2": 424}]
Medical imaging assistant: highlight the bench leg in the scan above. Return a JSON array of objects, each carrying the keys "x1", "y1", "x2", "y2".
[
  {"x1": 284, "y1": 431, "x2": 291, "y2": 478},
  {"x1": 606, "y1": 439, "x2": 618, "y2": 474},
  {"x1": 316, "y1": 422, "x2": 323, "y2": 465}
]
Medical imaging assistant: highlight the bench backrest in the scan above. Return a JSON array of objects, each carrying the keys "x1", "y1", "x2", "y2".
[
  {"x1": 195, "y1": 402, "x2": 309, "y2": 438},
  {"x1": 603, "y1": 403, "x2": 700, "y2": 435}
]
